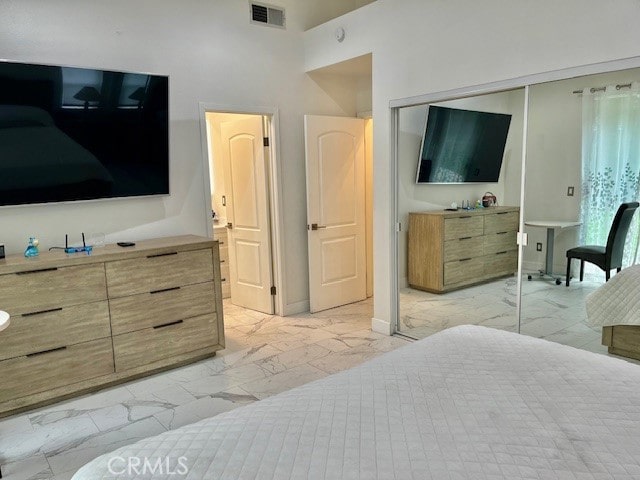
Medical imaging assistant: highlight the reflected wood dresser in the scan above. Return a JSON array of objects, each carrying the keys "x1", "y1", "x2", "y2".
[
  {"x1": 408, "y1": 207, "x2": 519, "y2": 293},
  {"x1": 0, "y1": 235, "x2": 224, "y2": 417}
]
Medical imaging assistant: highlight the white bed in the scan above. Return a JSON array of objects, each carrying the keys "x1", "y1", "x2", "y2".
[
  {"x1": 73, "y1": 325, "x2": 640, "y2": 479},
  {"x1": 586, "y1": 264, "x2": 640, "y2": 327},
  {"x1": 586, "y1": 265, "x2": 640, "y2": 361}
]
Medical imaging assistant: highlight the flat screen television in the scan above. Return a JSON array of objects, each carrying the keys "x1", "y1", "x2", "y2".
[
  {"x1": 416, "y1": 105, "x2": 511, "y2": 184},
  {"x1": 0, "y1": 60, "x2": 169, "y2": 207}
]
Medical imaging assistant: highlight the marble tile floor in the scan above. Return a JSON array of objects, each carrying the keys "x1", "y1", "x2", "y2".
[
  {"x1": 400, "y1": 273, "x2": 612, "y2": 355},
  {"x1": 0, "y1": 298, "x2": 411, "y2": 480}
]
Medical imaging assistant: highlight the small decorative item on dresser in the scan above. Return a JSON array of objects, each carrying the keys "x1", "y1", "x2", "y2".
[
  {"x1": 24, "y1": 237, "x2": 39, "y2": 257},
  {"x1": 0, "y1": 310, "x2": 9, "y2": 332},
  {"x1": 482, "y1": 192, "x2": 497, "y2": 207}
]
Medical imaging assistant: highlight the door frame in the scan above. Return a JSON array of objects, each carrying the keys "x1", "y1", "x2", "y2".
[{"x1": 198, "y1": 103, "x2": 285, "y2": 316}]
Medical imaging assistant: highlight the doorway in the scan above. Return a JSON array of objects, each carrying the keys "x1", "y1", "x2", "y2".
[{"x1": 203, "y1": 110, "x2": 280, "y2": 315}]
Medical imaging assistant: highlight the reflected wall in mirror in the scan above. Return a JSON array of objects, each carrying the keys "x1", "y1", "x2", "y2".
[
  {"x1": 397, "y1": 88, "x2": 525, "y2": 339},
  {"x1": 520, "y1": 67, "x2": 640, "y2": 357}
]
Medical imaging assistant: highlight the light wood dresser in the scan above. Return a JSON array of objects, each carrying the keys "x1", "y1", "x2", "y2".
[
  {"x1": 408, "y1": 206, "x2": 519, "y2": 293},
  {"x1": 0, "y1": 235, "x2": 224, "y2": 417}
]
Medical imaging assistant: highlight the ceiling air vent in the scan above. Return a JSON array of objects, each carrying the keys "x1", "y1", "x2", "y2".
[{"x1": 251, "y1": 2, "x2": 285, "y2": 29}]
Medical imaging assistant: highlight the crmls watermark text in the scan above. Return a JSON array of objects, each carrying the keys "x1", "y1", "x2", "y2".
[{"x1": 107, "y1": 456, "x2": 189, "y2": 476}]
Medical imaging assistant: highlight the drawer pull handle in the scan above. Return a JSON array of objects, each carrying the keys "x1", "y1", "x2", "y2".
[
  {"x1": 27, "y1": 346, "x2": 67, "y2": 357},
  {"x1": 459, "y1": 257, "x2": 472, "y2": 262},
  {"x1": 221, "y1": 278, "x2": 227, "y2": 282},
  {"x1": 16, "y1": 267, "x2": 58, "y2": 275},
  {"x1": 459, "y1": 236, "x2": 472, "y2": 240},
  {"x1": 220, "y1": 260, "x2": 226, "y2": 263},
  {"x1": 219, "y1": 241, "x2": 225, "y2": 245},
  {"x1": 153, "y1": 319, "x2": 184, "y2": 330},
  {"x1": 496, "y1": 251, "x2": 508, "y2": 255},
  {"x1": 458, "y1": 216, "x2": 472, "y2": 219},
  {"x1": 496, "y1": 231, "x2": 508, "y2": 235},
  {"x1": 496, "y1": 212, "x2": 510, "y2": 215},
  {"x1": 146, "y1": 251, "x2": 178, "y2": 259},
  {"x1": 22, "y1": 307, "x2": 63, "y2": 317},
  {"x1": 150, "y1": 286, "x2": 181, "y2": 295}
]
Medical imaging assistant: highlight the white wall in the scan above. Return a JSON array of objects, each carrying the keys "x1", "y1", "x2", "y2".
[
  {"x1": 0, "y1": 0, "x2": 350, "y2": 313},
  {"x1": 306, "y1": 54, "x2": 372, "y2": 116},
  {"x1": 396, "y1": 90, "x2": 525, "y2": 287},
  {"x1": 304, "y1": 0, "x2": 640, "y2": 333}
]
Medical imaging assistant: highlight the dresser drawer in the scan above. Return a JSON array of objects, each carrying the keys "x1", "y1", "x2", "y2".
[
  {"x1": 444, "y1": 236, "x2": 484, "y2": 262},
  {"x1": 484, "y1": 251, "x2": 517, "y2": 275},
  {"x1": 213, "y1": 226, "x2": 228, "y2": 240},
  {"x1": 483, "y1": 231, "x2": 518, "y2": 255},
  {"x1": 106, "y1": 249, "x2": 214, "y2": 298},
  {"x1": 219, "y1": 244, "x2": 229, "y2": 264},
  {"x1": 219, "y1": 263, "x2": 230, "y2": 285},
  {"x1": 0, "y1": 301, "x2": 111, "y2": 361},
  {"x1": 0, "y1": 264, "x2": 107, "y2": 315},
  {"x1": 0, "y1": 338, "x2": 114, "y2": 403},
  {"x1": 444, "y1": 257, "x2": 485, "y2": 285},
  {"x1": 109, "y1": 282, "x2": 217, "y2": 335},
  {"x1": 113, "y1": 313, "x2": 219, "y2": 372},
  {"x1": 444, "y1": 216, "x2": 484, "y2": 240},
  {"x1": 484, "y1": 211, "x2": 519, "y2": 234}
]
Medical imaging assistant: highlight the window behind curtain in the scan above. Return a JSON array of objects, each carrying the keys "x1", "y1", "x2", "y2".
[{"x1": 580, "y1": 83, "x2": 640, "y2": 269}]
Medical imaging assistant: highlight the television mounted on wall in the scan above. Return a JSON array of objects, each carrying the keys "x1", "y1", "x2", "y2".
[
  {"x1": 416, "y1": 105, "x2": 511, "y2": 184},
  {"x1": 0, "y1": 60, "x2": 169, "y2": 207}
]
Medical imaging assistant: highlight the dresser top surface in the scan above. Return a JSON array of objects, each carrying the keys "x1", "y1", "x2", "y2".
[
  {"x1": 0, "y1": 235, "x2": 217, "y2": 275},
  {"x1": 410, "y1": 206, "x2": 519, "y2": 218}
]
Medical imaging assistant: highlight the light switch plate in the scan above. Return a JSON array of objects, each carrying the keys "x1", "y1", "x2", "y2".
[{"x1": 517, "y1": 231, "x2": 528, "y2": 246}]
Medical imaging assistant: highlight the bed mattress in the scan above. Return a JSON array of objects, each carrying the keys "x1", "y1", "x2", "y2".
[
  {"x1": 73, "y1": 325, "x2": 640, "y2": 479},
  {"x1": 586, "y1": 264, "x2": 640, "y2": 327}
]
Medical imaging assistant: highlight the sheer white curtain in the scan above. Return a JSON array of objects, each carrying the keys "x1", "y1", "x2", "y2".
[{"x1": 580, "y1": 82, "x2": 640, "y2": 267}]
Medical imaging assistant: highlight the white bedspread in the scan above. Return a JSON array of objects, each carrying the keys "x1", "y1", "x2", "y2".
[
  {"x1": 73, "y1": 325, "x2": 640, "y2": 479},
  {"x1": 586, "y1": 264, "x2": 640, "y2": 327}
]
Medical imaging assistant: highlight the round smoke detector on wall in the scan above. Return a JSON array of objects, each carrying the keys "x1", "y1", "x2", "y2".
[{"x1": 335, "y1": 27, "x2": 345, "y2": 43}]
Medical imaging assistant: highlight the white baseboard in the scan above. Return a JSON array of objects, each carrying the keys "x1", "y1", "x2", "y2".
[
  {"x1": 371, "y1": 317, "x2": 392, "y2": 336},
  {"x1": 283, "y1": 299, "x2": 309, "y2": 316}
]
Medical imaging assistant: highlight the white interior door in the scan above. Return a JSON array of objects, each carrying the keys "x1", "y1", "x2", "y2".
[
  {"x1": 221, "y1": 116, "x2": 274, "y2": 314},
  {"x1": 304, "y1": 115, "x2": 366, "y2": 313}
]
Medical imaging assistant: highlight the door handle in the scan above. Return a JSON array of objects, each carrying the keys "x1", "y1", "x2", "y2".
[
  {"x1": 226, "y1": 222, "x2": 233, "y2": 229},
  {"x1": 309, "y1": 223, "x2": 327, "y2": 231}
]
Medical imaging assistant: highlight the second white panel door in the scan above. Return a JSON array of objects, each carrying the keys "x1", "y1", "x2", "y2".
[{"x1": 304, "y1": 115, "x2": 366, "y2": 313}]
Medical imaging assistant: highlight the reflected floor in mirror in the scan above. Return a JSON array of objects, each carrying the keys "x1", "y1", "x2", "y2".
[{"x1": 400, "y1": 273, "x2": 614, "y2": 356}]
